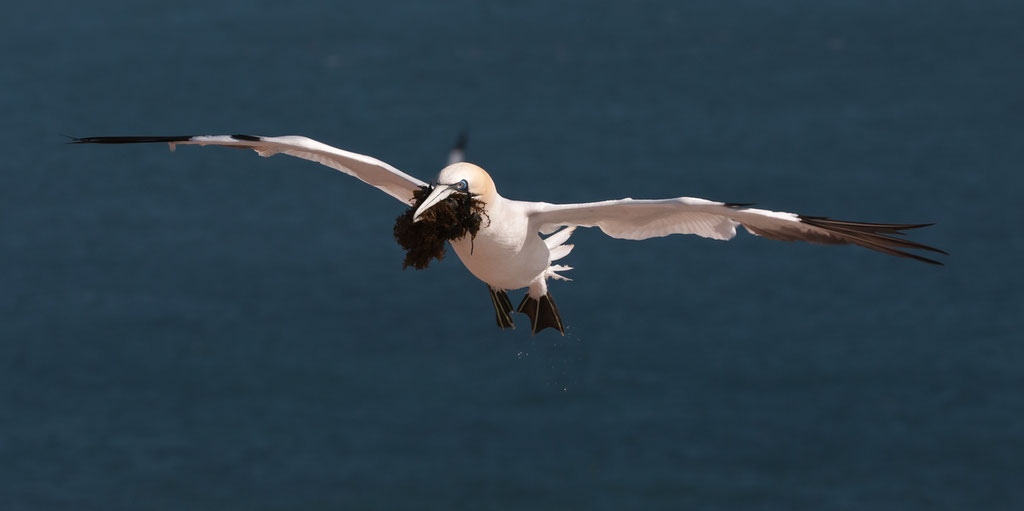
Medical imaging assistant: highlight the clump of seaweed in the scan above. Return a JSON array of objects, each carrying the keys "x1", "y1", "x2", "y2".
[{"x1": 393, "y1": 186, "x2": 487, "y2": 270}]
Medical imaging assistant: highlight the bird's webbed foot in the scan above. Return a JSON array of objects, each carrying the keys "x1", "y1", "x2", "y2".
[
  {"x1": 488, "y1": 286, "x2": 515, "y2": 330},
  {"x1": 517, "y1": 292, "x2": 565, "y2": 336}
]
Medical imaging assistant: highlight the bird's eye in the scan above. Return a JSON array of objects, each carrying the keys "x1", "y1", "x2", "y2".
[{"x1": 454, "y1": 179, "x2": 468, "y2": 191}]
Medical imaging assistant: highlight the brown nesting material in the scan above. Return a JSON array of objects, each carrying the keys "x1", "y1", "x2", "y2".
[{"x1": 393, "y1": 186, "x2": 488, "y2": 270}]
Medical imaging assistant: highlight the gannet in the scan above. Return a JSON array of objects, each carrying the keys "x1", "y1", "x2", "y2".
[{"x1": 71, "y1": 134, "x2": 946, "y2": 335}]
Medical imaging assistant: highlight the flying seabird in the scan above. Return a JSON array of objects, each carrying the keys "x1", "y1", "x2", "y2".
[{"x1": 71, "y1": 134, "x2": 946, "y2": 335}]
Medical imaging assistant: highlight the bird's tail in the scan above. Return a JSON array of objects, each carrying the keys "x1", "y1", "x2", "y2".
[
  {"x1": 543, "y1": 227, "x2": 575, "y2": 281},
  {"x1": 517, "y1": 292, "x2": 565, "y2": 336}
]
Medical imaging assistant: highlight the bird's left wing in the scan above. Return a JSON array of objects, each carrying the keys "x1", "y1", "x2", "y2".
[
  {"x1": 71, "y1": 135, "x2": 427, "y2": 205},
  {"x1": 528, "y1": 197, "x2": 946, "y2": 264}
]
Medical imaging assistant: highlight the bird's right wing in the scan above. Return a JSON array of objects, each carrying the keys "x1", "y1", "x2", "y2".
[
  {"x1": 529, "y1": 197, "x2": 946, "y2": 264},
  {"x1": 71, "y1": 134, "x2": 427, "y2": 205}
]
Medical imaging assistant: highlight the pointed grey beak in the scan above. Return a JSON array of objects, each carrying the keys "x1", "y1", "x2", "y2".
[{"x1": 412, "y1": 185, "x2": 455, "y2": 222}]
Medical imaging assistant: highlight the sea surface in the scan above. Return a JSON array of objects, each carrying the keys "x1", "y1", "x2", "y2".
[{"x1": 1, "y1": 1, "x2": 1022, "y2": 509}]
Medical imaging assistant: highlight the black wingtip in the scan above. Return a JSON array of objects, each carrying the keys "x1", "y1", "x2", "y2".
[
  {"x1": 798, "y1": 216, "x2": 948, "y2": 264},
  {"x1": 800, "y1": 216, "x2": 936, "y2": 232},
  {"x1": 67, "y1": 135, "x2": 194, "y2": 145},
  {"x1": 447, "y1": 131, "x2": 469, "y2": 165},
  {"x1": 453, "y1": 131, "x2": 468, "y2": 151}
]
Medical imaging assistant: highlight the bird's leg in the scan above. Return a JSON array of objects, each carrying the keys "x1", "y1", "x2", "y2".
[
  {"x1": 488, "y1": 286, "x2": 515, "y2": 330},
  {"x1": 516, "y1": 292, "x2": 565, "y2": 336}
]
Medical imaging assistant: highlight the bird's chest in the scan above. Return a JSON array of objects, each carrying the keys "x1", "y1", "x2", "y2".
[{"x1": 449, "y1": 204, "x2": 548, "y2": 290}]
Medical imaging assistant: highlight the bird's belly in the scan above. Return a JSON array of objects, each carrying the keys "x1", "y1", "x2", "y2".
[{"x1": 450, "y1": 230, "x2": 548, "y2": 291}]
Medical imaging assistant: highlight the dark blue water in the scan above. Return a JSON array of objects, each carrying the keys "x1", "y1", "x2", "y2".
[{"x1": 2, "y1": 1, "x2": 1022, "y2": 509}]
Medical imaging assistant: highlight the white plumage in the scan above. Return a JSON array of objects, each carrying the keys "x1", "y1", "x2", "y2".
[{"x1": 73, "y1": 133, "x2": 946, "y2": 334}]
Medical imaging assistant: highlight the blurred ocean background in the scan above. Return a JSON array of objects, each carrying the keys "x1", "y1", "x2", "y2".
[{"x1": 1, "y1": 1, "x2": 1021, "y2": 509}]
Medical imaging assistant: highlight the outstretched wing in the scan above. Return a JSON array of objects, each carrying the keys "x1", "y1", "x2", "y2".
[
  {"x1": 70, "y1": 134, "x2": 427, "y2": 205},
  {"x1": 529, "y1": 197, "x2": 947, "y2": 265}
]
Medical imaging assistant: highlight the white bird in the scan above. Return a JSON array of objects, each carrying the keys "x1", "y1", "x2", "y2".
[{"x1": 72, "y1": 134, "x2": 946, "y2": 335}]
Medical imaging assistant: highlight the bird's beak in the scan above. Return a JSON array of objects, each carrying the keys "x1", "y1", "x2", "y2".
[{"x1": 412, "y1": 185, "x2": 455, "y2": 222}]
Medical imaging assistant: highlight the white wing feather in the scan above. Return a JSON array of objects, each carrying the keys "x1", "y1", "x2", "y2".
[
  {"x1": 72, "y1": 134, "x2": 944, "y2": 264},
  {"x1": 528, "y1": 197, "x2": 945, "y2": 264},
  {"x1": 75, "y1": 134, "x2": 427, "y2": 205},
  {"x1": 530, "y1": 197, "x2": 759, "y2": 240}
]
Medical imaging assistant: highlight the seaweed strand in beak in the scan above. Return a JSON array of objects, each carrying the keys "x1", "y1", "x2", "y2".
[
  {"x1": 412, "y1": 185, "x2": 455, "y2": 222},
  {"x1": 393, "y1": 186, "x2": 487, "y2": 270}
]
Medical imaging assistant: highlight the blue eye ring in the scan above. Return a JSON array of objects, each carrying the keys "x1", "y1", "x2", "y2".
[{"x1": 454, "y1": 179, "x2": 468, "y2": 191}]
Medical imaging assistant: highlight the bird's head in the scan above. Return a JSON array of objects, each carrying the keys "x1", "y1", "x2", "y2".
[{"x1": 413, "y1": 162, "x2": 496, "y2": 222}]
